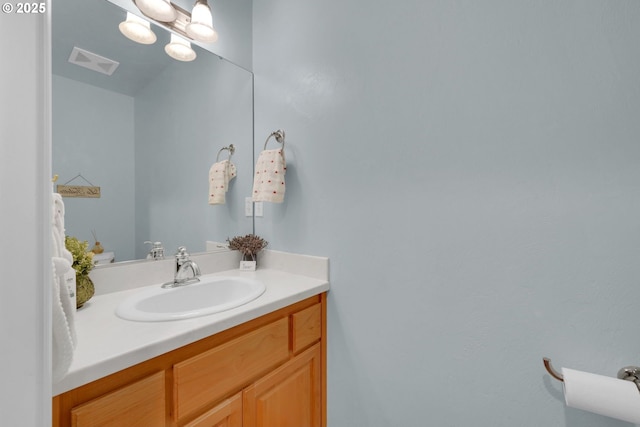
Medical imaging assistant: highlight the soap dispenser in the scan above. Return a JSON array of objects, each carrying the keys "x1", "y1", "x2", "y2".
[{"x1": 145, "y1": 241, "x2": 165, "y2": 260}]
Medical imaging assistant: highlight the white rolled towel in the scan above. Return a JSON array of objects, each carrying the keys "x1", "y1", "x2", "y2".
[
  {"x1": 51, "y1": 192, "x2": 77, "y2": 382},
  {"x1": 208, "y1": 160, "x2": 236, "y2": 205}
]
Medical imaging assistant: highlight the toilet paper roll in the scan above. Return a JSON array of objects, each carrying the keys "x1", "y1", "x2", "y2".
[{"x1": 562, "y1": 367, "x2": 640, "y2": 424}]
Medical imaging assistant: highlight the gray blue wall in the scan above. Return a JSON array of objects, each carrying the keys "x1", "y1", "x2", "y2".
[
  {"x1": 204, "y1": 0, "x2": 253, "y2": 70},
  {"x1": 134, "y1": 52, "x2": 254, "y2": 259},
  {"x1": 52, "y1": 75, "x2": 136, "y2": 261},
  {"x1": 253, "y1": 1, "x2": 640, "y2": 425}
]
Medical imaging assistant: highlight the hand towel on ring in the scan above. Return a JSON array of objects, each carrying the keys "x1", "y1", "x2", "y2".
[
  {"x1": 208, "y1": 159, "x2": 237, "y2": 205},
  {"x1": 252, "y1": 148, "x2": 286, "y2": 203}
]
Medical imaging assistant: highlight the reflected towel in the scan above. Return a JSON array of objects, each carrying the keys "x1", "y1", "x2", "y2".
[
  {"x1": 208, "y1": 160, "x2": 237, "y2": 205},
  {"x1": 52, "y1": 193, "x2": 77, "y2": 382},
  {"x1": 252, "y1": 149, "x2": 286, "y2": 203}
]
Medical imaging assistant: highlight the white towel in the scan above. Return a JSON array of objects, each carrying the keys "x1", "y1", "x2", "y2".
[
  {"x1": 51, "y1": 192, "x2": 77, "y2": 382},
  {"x1": 252, "y1": 148, "x2": 286, "y2": 203},
  {"x1": 208, "y1": 160, "x2": 237, "y2": 205}
]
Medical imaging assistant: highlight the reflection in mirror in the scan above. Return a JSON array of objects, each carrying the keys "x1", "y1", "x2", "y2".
[{"x1": 52, "y1": 0, "x2": 254, "y2": 264}]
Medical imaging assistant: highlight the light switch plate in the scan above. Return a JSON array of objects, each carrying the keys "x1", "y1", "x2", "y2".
[
  {"x1": 245, "y1": 197, "x2": 253, "y2": 216},
  {"x1": 255, "y1": 201, "x2": 264, "y2": 217}
]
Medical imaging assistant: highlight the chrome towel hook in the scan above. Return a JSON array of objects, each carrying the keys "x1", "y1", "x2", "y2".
[{"x1": 263, "y1": 129, "x2": 285, "y2": 150}]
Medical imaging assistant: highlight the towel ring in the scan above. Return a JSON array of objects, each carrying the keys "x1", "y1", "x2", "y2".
[
  {"x1": 263, "y1": 129, "x2": 285, "y2": 150},
  {"x1": 216, "y1": 144, "x2": 235, "y2": 162}
]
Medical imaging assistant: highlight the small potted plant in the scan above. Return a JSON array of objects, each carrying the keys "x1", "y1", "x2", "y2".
[
  {"x1": 65, "y1": 236, "x2": 95, "y2": 308},
  {"x1": 227, "y1": 234, "x2": 268, "y2": 270}
]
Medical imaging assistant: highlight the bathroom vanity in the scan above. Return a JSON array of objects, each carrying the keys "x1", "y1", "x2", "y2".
[{"x1": 52, "y1": 250, "x2": 329, "y2": 427}]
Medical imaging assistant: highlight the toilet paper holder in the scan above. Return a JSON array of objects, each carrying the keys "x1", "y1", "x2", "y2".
[{"x1": 543, "y1": 357, "x2": 640, "y2": 392}]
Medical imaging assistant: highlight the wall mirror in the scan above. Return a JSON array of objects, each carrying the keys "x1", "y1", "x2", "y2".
[{"x1": 52, "y1": 0, "x2": 254, "y2": 264}]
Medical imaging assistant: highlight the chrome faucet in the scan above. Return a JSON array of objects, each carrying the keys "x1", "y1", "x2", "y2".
[{"x1": 161, "y1": 246, "x2": 201, "y2": 288}]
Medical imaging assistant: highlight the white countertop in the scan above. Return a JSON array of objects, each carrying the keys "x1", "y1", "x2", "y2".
[{"x1": 53, "y1": 250, "x2": 329, "y2": 396}]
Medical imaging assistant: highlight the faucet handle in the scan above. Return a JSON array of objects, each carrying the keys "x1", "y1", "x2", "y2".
[
  {"x1": 175, "y1": 246, "x2": 190, "y2": 265},
  {"x1": 176, "y1": 246, "x2": 189, "y2": 256}
]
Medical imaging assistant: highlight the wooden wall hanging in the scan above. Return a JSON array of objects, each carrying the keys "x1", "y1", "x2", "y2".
[{"x1": 56, "y1": 173, "x2": 101, "y2": 198}]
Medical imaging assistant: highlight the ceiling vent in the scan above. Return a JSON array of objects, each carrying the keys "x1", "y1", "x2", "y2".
[{"x1": 68, "y1": 47, "x2": 120, "y2": 76}]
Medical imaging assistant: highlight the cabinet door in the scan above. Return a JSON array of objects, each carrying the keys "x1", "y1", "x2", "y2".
[
  {"x1": 183, "y1": 393, "x2": 242, "y2": 427},
  {"x1": 174, "y1": 318, "x2": 289, "y2": 422},
  {"x1": 243, "y1": 344, "x2": 321, "y2": 427},
  {"x1": 70, "y1": 371, "x2": 165, "y2": 427}
]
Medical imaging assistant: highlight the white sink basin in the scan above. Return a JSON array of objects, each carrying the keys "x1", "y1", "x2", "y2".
[{"x1": 115, "y1": 275, "x2": 266, "y2": 322}]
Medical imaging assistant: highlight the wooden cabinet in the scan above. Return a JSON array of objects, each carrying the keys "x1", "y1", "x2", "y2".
[
  {"x1": 53, "y1": 293, "x2": 326, "y2": 427},
  {"x1": 174, "y1": 318, "x2": 289, "y2": 422},
  {"x1": 70, "y1": 372, "x2": 166, "y2": 427},
  {"x1": 243, "y1": 345, "x2": 322, "y2": 427}
]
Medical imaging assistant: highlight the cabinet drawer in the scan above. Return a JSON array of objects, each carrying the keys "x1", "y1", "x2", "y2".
[
  {"x1": 70, "y1": 371, "x2": 165, "y2": 427},
  {"x1": 292, "y1": 303, "x2": 322, "y2": 354},
  {"x1": 174, "y1": 317, "x2": 289, "y2": 421}
]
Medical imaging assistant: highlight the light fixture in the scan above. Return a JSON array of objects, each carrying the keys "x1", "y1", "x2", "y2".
[
  {"x1": 133, "y1": 0, "x2": 177, "y2": 22},
  {"x1": 164, "y1": 34, "x2": 197, "y2": 62},
  {"x1": 185, "y1": 0, "x2": 218, "y2": 43},
  {"x1": 118, "y1": 12, "x2": 157, "y2": 45},
  {"x1": 122, "y1": 0, "x2": 221, "y2": 62}
]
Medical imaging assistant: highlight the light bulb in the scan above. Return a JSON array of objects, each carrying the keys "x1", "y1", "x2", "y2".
[
  {"x1": 165, "y1": 34, "x2": 197, "y2": 62},
  {"x1": 186, "y1": 0, "x2": 218, "y2": 43},
  {"x1": 119, "y1": 12, "x2": 157, "y2": 45},
  {"x1": 133, "y1": 0, "x2": 177, "y2": 22}
]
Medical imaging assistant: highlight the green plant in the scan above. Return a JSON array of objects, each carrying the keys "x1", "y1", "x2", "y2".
[
  {"x1": 65, "y1": 236, "x2": 95, "y2": 276},
  {"x1": 227, "y1": 234, "x2": 268, "y2": 257}
]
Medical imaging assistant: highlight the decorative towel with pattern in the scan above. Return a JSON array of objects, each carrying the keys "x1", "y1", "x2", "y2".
[
  {"x1": 208, "y1": 159, "x2": 237, "y2": 205},
  {"x1": 252, "y1": 148, "x2": 286, "y2": 203}
]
